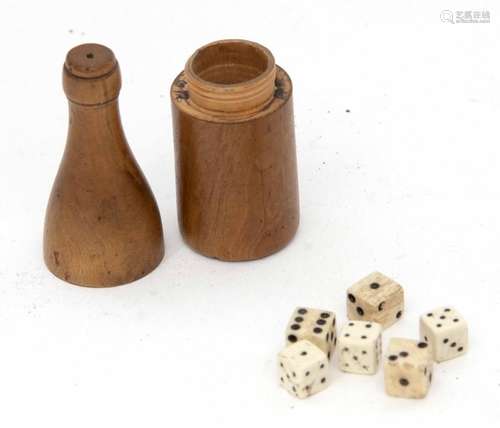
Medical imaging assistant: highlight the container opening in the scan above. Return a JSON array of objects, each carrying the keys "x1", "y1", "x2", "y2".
[{"x1": 191, "y1": 41, "x2": 270, "y2": 85}]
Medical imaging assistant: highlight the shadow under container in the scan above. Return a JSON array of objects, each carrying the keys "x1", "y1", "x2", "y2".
[{"x1": 170, "y1": 39, "x2": 299, "y2": 261}]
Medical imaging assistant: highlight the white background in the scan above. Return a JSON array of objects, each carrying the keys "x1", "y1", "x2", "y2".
[{"x1": 1, "y1": 1, "x2": 499, "y2": 426}]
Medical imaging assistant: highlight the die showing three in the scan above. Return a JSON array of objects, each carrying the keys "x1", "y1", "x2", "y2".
[
  {"x1": 278, "y1": 340, "x2": 330, "y2": 399},
  {"x1": 384, "y1": 338, "x2": 433, "y2": 399}
]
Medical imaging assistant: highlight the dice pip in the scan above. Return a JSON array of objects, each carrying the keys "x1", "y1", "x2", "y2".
[
  {"x1": 338, "y1": 320, "x2": 382, "y2": 375},
  {"x1": 278, "y1": 340, "x2": 330, "y2": 399},
  {"x1": 419, "y1": 307, "x2": 468, "y2": 362},
  {"x1": 346, "y1": 272, "x2": 404, "y2": 329},
  {"x1": 384, "y1": 338, "x2": 433, "y2": 399},
  {"x1": 285, "y1": 307, "x2": 337, "y2": 360}
]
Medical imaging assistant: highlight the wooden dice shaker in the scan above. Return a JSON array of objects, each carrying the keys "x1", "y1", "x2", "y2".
[
  {"x1": 171, "y1": 40, "x2": 300, "y2": 261},
  {"x1": 43, "y1": 44, "x2": 164, "y2": 287}
]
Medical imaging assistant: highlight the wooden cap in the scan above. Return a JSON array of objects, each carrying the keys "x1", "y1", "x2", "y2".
[
  {"x1": 184, "y1": 40, "x2": 277, "y2": 117},
  {"x1": 63, "y1": 43, "x2": 121, "y2": 105}
]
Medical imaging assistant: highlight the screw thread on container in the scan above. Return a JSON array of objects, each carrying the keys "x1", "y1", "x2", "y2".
[{"x1": 184, "y1": 40, "x2": 277, "y2": 117}]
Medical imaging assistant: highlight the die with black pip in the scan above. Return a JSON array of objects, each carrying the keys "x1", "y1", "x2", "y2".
[
  {"x1": 347, "y1": 272, "x2": 404, "y2": 329},
  {"x1": 285, "y1": 307, "x2": 337, "y2": 361}
]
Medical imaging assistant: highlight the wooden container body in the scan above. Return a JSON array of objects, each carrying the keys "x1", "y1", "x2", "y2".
[
  {"x1": 44, "y1": 44, "x2": 164, "y2": 287},
  {"x1": 171, "y1": 63, "x2": 299, "y2": 261}
]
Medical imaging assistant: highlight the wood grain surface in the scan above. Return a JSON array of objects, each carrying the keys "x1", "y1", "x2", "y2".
[
  {"x1": 171, "y1": 40, "x2": 299, "y2": 261},
  {"x1": 44, "y1": 44, "x2": 164, "y2": 287}
]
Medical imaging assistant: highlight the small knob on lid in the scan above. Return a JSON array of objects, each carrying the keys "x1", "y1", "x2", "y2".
[{"x1": 63, "y1": 43, "x2": 121, "y2": 105}]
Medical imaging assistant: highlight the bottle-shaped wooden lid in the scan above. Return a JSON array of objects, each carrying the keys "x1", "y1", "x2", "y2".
[{"x1": 44, "y1": 43, "x2": 164, "y2": 287}]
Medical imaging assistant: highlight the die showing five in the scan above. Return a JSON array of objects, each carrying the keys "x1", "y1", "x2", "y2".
[
  {"x1": 338, "y1": 320, "x2": 382, "y2": 375},
  {"x1": 419, "y1": 307, "x2": 468, "y2": 362}
]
